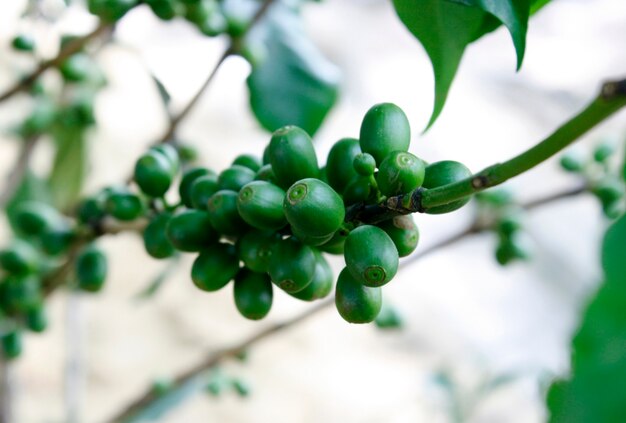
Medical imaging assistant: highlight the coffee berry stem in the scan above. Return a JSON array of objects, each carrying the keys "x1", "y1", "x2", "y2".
[{"x1": 359, "y1": 79, "x2": 626, "y2": 219}]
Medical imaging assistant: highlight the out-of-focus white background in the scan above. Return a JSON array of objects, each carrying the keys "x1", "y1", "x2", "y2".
[{"x1": 0, "y1": 0, "x2": 625, "y2": 422}]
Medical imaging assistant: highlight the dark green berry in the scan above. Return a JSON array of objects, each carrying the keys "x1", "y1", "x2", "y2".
[
  {"x1": 284, "y1": 178, "x2": 345, "y2": 238},
  {"x1": 268, "y1": 126, "x2": 319, "y2": 189},
  {"x1": 218, "y1": 165, "x2": 256, "y2": 192},
  {"x1": 166, "y1": 210, "x2": 217, "y2": 252},
  {"x1": 326, "y1": 138, "x2": 360, "y2": 194},
  {"x1": 0, "y1": 240, "x2": 39, "y2": 275},
  {"x1": 422, "y1": 160, "x2": 472, "y2": 214},
  {"x1": 288, "y1": 252, "x2": 333, "y2": 301},
  {"x1": 134, "y1": 151, "x2": 173, "y2": 197},
  {"x1": 179, "y1": 167, "x2": 213, "y2": 208},
  {"x1": 234, "y1": 269, "x2": 273, "y2": 320},
  {"x1": 191, "y1": 243, "x2": 239, "y2": 291},
  {"x1": 2, "y1": 275, "x2": 41, "y2": 312},
  {"x1": 359, "y1": 103, "x2": 410, "y2": 164},
  {"x1": 290, "y1": 225, "x2": 334, "y2": 247},
  {"x1": 26, "y1": 305, "x2": 48, "y2": 333},
  {"x1": 593, "y1": 141, "x2": 615, "y2": 163},
  {"x1": 150, "y1": 144, "x2": 180, "y2": 175},
  {"x1": 1, "y1": 331, "x2": 22, "y2": 359},
  {"x1": 145, "y1": 0, "x2": 179, "y2": 20},
  {"x1": 76, "y1": 245, "x2": 107, "y2": 292},
  {"x1": 268, "y1": 237, "x2": 316, "y2": 293},
  {"x1": 40, "y1": 227, "x2": 75, "y2": 256},
  {"x1": 190, "y1": 174, "x2": 219, "y2": 210},
  {"x1": 378, "y1": 215, "x2": 419, "y2": 258},
  {"x1": 13, "y1": 201, "x2": 62, "y2": 237},
  {"x1": 232, "y1": 154, "x2": 262, "y2": 172},
  {"x1": 207, "y1": 190, "x2": 249, "y2": 236},
  {"x1": 87, "y1": 0, "x2": 138, "y2": 22},
  {"x1": 59, "y1": 53, "x2": 92, "y2": 82},
  {"x1": 353, "y1": 153, "x2": 376, "y2": 176},
  {"x1": 344, "y1": 225, "x2": 398, "y2": 287},
  {"x1": 377, "y1": 151, "x2": 425, "y2": 196},
  {"x1": 236, "y1": 230, "x2": 279, "y2": 273},
  {"x1": 335, "y1": 267, "x2": 382, "y2": 324},
  {"x1": 254, "y1": 164, "x2": 276, "y2": 184},
  {"x1": 12, "y1": 34, "x2": 35, "y2": 52},
  {"x1": 237, "y1": 181, "x2": 287, "y2": 230},
  {"x1": 319, "y1": 230, "x2": 347, "y2": 255},
  {"x1": 342, "y1": 176, "x2": 373, "y2": 206},
  {"x1": 559, "y1": 152, "x2": 585, "y2": 173},
  {"x1": 143, "y1": 213, "x2": 176, "y2": 259},
  {"x1": 76, "y1": 196, "x2": 106, "y2": 226},
  {"x1": 105, "y1": 189, "x2": 144, "y2": 221}
]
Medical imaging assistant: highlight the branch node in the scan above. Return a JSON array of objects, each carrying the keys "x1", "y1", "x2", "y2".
[{"x1": 601, "y1": 79, "x2": 626, "y2": 100}]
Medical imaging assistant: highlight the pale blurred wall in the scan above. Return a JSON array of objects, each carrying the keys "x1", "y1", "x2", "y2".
[{"x1": 0, "y1": 0, "x2": 625, "y2": 422}]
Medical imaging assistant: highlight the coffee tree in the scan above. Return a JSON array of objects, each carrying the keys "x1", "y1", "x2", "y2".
[{"x1": 0, "y1": 0, "x2": 625, "y2": 421}]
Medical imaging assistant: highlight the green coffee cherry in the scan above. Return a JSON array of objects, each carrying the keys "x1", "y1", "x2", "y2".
[
  {"x1": 151, "y1": 144, "x2": 180, "y2": 175},
  {"x1": 134, "y1": 151, "x2": 174, "y2": 197},
  {"x1": 87, "y1": 0, "x2": 138, "y2": 22},
  {"x1": 344, "y1": 225, "x2": 398, "y2": 287},
  {"x1": 40, "y1": 227, "x2": 75, "y2": 256},
  {"x1": 262, "y1": 144, "x2": 271, "y2": 165},
  {"x1": 191, "y1": 243, "x2": 239, "y2": 292},
  {"x1": 76, "y1": 196, "x2": 106, "y2": 226},
  {"x1": 268, "y1": 126, "x2": 319, "y2": 189},
  {"x1": 59, "y1": 53, "x2": 92, "y2": 82},
  {"x1": 236, "y1": 230, "x2": 279, "y2": 273},
  {"x1": 233, "y1": 154, "x2": 262, "y2": 172},
  {"x1": 422, "y1": 160, "x2": 472, "y2": 214},
  {"x1": 359, "y1": 103, "x2": 410, "y2": 164},
  {"x1": 497, "y1": 213, "x2": 523, "y2": 237},
  {"x1": 342, "y1": 176, "x2": 372, "y2": 205},
  {"x1": 180, "y1": 167, "x2": 213, "y2": 208},
  {"x1": 13, "y1": 202, "x2": 62, "y2": 237},
  {"x1": 374, "y1": 303, "x2": 404, "y2": 329},
  {"x1": 12, "y1": 34, "x2": 35, "y2": 52},
  {"x1": 254, "y1": 164, "x2": 276, "y2": 184},
  {"x1": 335, "y1": 267, "x2": 382, "y2": 324},
  {"x1": 26, "y1": 305, "x2": 48, "y2": 333},
  {"x1": 0, "y1": 240, "x2": 39, "y2": 275},
  {"x1": 290, "y1": 225, "x2": 334, "y2": 247},
  {"x1": 319, "y1": 231, "x2": 347, "y2": 255},
  {"x1": 495, "y1": 235, "x2": 531, "y2": 266},
  {"x1": 288, "y1": 252, "x2": 333, "y2": 302},
  {"x1": 284, "y1": 178, "x2": 345, "y2": 238},
  {"x1": 76, "y1": 246, "x2": 107, "y2": 292},
  {"x1": 234, "y1": 269, "x2": 273, "y2": 320},
  {"x1": 377, "y1": 151, "x2": 425, "y2": 196},
  {"x1": 353, "y1": 153, "x2": 376, "y2": 176},
  {"x1": 268, "y1": 237, "x2": 316, "y2": 293},
  {"x1": 1, "y1": 331, "x2": 22, "y2": 359},
  {"x1": 2, "y1": 275, "x2": 41, "y2": 312},
  {"x1": 237, "y1": 181, "x2": 287, "y2": 231},
  {"x1": 166, "y1": 210, "x2": 217, "y2": 252},
  {"x1": 378, "y1": 215, "x2": 419, "y2": 258},
  {"x1": 218, "y1": 165, "x2": 256, "y2": 192},
  {"x1": 207, "y1": 190, "x2": 249, "y2": 236},
  {"x1": 325, "y1": 138, "x2": 361, "y2": 194},
  {"x1": 559, "y1": 152, "x2": 585, "y2": 173},
  {"x1": 190, "y1": 174, "x2": 219, "y2": 210},
  {"x1": 593, "y1": 141, "x2": 615, "y2": 163},
  {"x1": 145, "y1": 0, "x2": 179, "y2": 20},
  {"x1": 105, "y1": 188, "x2": 144, "y2": 221},
  {"x1": 143, "y1": 213, "x2": 176, "y2": 259},
  {"x1": 592, "y1": 177, "x2": 623, "y2": 206}
]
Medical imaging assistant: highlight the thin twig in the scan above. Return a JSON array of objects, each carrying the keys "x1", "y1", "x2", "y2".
[
  {"x1": 0, "y1": 136, "x2": 39, "y2": 209},
  {"x1": 0, "y1": 22, "x2": 112, "y2": 103},
  {"x1": 155, "y1": 0, "x2": 276, "y2": 144},
  {"x1": 107, "y1": 183, "x2": 589, "y2": 423},
  {"x1": 0, "y1": 357, "x2": 14, "y2": 423}
]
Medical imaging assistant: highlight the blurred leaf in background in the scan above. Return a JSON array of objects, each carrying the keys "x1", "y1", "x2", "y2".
[{"x1": 547, "y1": 214, "x2": 626, "y2": 422}]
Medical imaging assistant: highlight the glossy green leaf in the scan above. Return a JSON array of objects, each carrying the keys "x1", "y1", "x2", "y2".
[
  {"x1": 547, "y1": 215, "x2": 626, "y2": 422},
  {"x1": 392, "y1": 0, "x2": 547, "y2": 128},
  {"x1": 246, "y1": 3, "x2": 340, "y2": 135},
  {"x1": 48, "y1": 127, "x2": 87, "y2": 210}
]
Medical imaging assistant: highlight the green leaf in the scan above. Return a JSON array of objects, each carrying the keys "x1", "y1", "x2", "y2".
[
  {"x1": 48, "y1": 127, "x2": 87, "y2": 211},
  {"x1": 246, "y1": 3, "x2": 340, "y2": 136},
  {"x1": 547, "y1": 215, "x2": 626, "y2": 422},
  {"x1": 392, "y1": 0, "x2": 546, "y2": 128},
  {"x1": 5, "y1": 170, "x2": 52, "y2": 232}
]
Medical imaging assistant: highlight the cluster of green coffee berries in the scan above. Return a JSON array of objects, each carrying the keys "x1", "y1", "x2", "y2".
[
  {"x1": 106, "y1": 102, "x2": 471, "y2": 324},
  {"x1": 475, "y1": 190, "x2": 531, "y2": 266},
  {"x1": 560, "y1": 140, "x2": 625, "y2": 219},
  {"x1": 87, "y1": 0, "x2": 252, "y2": 39}
]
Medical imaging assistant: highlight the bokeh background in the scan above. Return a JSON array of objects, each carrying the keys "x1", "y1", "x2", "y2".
[{"x1": 0, "y1": 0, "x2": 625, "y2": 421}]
